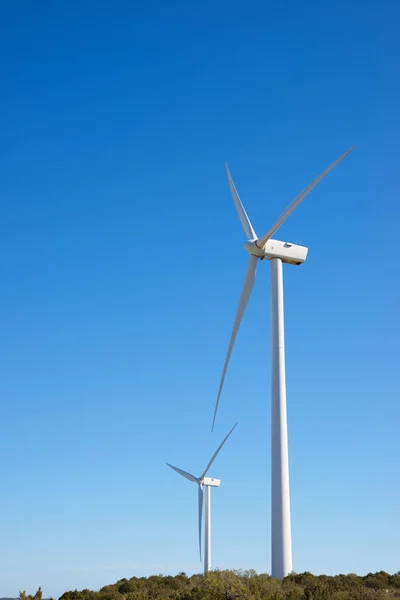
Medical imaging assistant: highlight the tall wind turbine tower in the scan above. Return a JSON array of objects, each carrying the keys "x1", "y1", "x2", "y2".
[{"x1": 211, "y1": 147, "x2": 355, "y2": 579}]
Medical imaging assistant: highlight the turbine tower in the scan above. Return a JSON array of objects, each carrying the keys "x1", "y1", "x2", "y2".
[
  {"x1": 211, "y1": 147, "x2": 355, "y2": 579},
  {"x1": 167, "y1": 423, "x2": 237, "y2": 573}
]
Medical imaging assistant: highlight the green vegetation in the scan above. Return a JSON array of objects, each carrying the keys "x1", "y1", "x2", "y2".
[
  {"x1": 53, "y1": 570, "x2": 400, "y2": 600},
  {"x1": 19, "y1": 589, "x2": 45, "y2": 600},
  {"x1": 19, "y1": 588, "x2": 44, "y2": 600}
]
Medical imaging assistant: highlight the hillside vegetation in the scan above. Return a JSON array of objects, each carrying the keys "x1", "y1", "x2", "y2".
[{"x1": 52, "y1": 570, "x2": 400, "y2": 600}]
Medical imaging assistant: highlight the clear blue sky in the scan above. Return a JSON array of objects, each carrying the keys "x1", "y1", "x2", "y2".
[{"x1": 1, "y1": 0, "x2": 399, "y2": 597}]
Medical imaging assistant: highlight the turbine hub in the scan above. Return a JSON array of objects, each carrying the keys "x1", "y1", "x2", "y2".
[{"x1": 244, "y1": 239, "x2": 265, "y2": 258}]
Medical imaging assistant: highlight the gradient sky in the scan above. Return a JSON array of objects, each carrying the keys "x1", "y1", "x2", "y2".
[{"x1": 1, "y1": 1, "x2": 399, "y2": 598}]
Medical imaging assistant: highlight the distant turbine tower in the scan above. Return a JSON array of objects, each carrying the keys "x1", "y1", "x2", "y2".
[
  {"x1": 167, "y1": 423, "x2": 237, "y2": 573},
  {"x1": 211, "y1": 147, "x2": 355, "y2": 579}
]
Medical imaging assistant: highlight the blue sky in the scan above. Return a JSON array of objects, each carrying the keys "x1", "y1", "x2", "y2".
[{"x1": 1, "y1": 0, "x2": 399, "y2": 597}]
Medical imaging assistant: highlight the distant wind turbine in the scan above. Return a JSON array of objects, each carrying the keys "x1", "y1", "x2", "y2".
[
  {"x1": 167, "y1": 422, "x2": 237, "y2": 573},
  {"x1": 211, "y1": 147, "x2": 355, "y2": 579}
]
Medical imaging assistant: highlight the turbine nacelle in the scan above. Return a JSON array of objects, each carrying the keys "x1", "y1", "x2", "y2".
[
  {"x1": 244, "y1": 238, "x2": 308, "y2": 265},
  {"x1": 201, "y1": 477, "x2": 220, "y2": 487},
  {"x1": 263, "y1": 239, "x2": 308, "y2": 265}
]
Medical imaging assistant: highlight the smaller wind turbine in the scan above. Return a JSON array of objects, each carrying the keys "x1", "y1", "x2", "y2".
[{"x1": 166, "y1": 423, "x2": 237, "y2": 574}]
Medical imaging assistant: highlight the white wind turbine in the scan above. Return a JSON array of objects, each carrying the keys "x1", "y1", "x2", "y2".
[
  {"x1": 167, "y1": 422, "x2": 237, "y2": 574},
  {"x1": 211, "y1": 147, "x2": 355, "y2": 579}
]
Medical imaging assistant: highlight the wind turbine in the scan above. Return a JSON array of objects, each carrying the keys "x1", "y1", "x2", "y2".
[
  {"x1": 211, "y1": 147, "x2": 355, "y2": 579},
  {"x1": 166, "y1": 422, "x2": 237, "y2": 574}
]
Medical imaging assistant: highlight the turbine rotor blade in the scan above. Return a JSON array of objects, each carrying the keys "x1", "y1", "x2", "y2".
[
  {"x1": 211, "y1": 254, "x2": 258, "y2": 431},
  {"x1": 201, "y1": 422, "x2": 238, "y2": 480},
  {"x1": 166, "y1": 463, "x2": 198, "y2": 483},
  {"x1": 226, "y1": 162, "x2": 257, "y2": 240},
  {"x1": 198, "y1": 484, "x2": 204, "y2": 561},
  {"x1": 257, "y1": 146, "x2": 356, "y2": 248}
]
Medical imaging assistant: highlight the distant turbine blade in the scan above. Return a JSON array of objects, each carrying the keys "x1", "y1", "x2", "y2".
[
  {"x1": 198, "y1": 484, "x2": 204, "y2": 561},
  {"x1": 226, "y1": 162, "x2": 257, "y2": 240},
  {"x1": 166, "y1": 463, "x2": 198, "y2": 483},
  {"x1": 201, "y1": 422, "x2": 238, "y2": 479},
  {"x1": 256, "y1": 146, "x2": 356, "y2": 248},
  {"x1": 211, "y1": 254, "x2": 258, "y2": 431}
]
